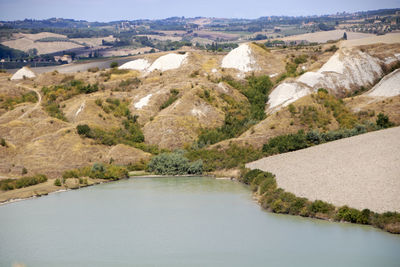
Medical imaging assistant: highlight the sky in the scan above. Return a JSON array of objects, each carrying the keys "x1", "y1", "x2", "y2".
[{"x1": 0, "y1": 0, "x2": 399, "y2": 21}]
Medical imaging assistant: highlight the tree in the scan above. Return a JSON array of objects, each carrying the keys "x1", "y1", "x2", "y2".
[
  {"x1": 343, "y1": 32, "x2": 347, "y2": 40},
  {"x1": 110, "y1": 61, "x2": 118, "y2": 68}
]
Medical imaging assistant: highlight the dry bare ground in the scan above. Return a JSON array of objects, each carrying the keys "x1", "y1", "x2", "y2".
[
  {"x1": 278, "y1": 30, "x2": 374, "y2": 43},
  {"x1": 341, "y1": 32, "x2": 400, "y2": 47},
  {"x1": 246, "y1": 127, "x2": 400, "y2": 213},
  {"x1": 71, "y1": 35, "x2": 116, "y2": 47}
]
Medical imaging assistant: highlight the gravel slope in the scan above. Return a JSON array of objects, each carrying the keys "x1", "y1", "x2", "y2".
[{"x1": 246, "y1": 127, "x2": 400, "y2": 213}]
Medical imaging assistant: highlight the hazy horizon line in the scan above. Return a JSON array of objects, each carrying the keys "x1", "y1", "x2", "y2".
[{"x1": 1, "y1": 7, "x2": 399, "y2": 23}]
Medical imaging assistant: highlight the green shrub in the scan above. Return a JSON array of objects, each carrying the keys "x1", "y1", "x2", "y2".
[
  {"x1": 187, "y1": 144, "x2": 262, "y2": 172},
  {"x1": 262, "y1": 130, "x2": 308, "y2": 154},
  {"x1": 160, "y1": 89, "x2": 179, "y2": 110},
  {"x1": 376, "y1": 113, "x2": 394, "y2": 129},
  {"x1": 0, "y1": 138, "x2": 6, "y2": 147},
  {"x1": 147, "y1": 151, "x2": 202, "y2": 175},
  {"x1": 288, "y1": 197, "x2": 308, "y2": 215},
  {"x1": 325, "y1": 45, "x2": 338, "y2": 52},
  {"x1": 0, "y1": 179, "x2": 15, "y2": 191},
  {"x1": 0, "y1": 174, "x2": 49, "y2": 190},
  {"x1": 62, "y1": 170, "x2": 79, "y2": 179},
  {"x1": 22, "y1": 167, "x2": 27, "y2": 175},
  {"x1": 187, "y1": 160, "x2": 203, "y2": 175},
  {"x1": 294, "y1": 54, "x2": 308, "y2": 65},
  {"x1": 309, "y1": 200, "x2": 335, "y2": 214},
  {"x1": 54, "y1": 179, "x2": 62, "y2": 186},
  {"x1": 62, "y1": 164, "x2": 128, "y2": 180},
  {"x1": 44, "y1": 102, "x2": 67, "y2": 121},
  {"x1": 88, "y1": 67, "x2": 99, "y2": 73},
  {"x1": 258, "y1": 174, "x2": 277, "y2": 194},
  {"x1": 110, "y1": 62, "x2": 118, "y2": 68},
  {"x1": 95, "y1": 99, "x2": 103, "y2": 107},
  {"x1": 240, "y1": 169, "x2": 264, "y2": 184},
  {"x1": 336, "y1": 206, "x2": 370, "y2": 224},
  {"x1": 77, "y1": 124, "x2": 91, "y2": 137}
]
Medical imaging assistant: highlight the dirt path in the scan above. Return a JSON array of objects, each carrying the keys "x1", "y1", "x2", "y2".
[
  {"x1": 16, "y1": 83, "x2": 42, "y2": 120},
  {"x1": 246, "y1": 127, "x2": 400, "y2": 213}
]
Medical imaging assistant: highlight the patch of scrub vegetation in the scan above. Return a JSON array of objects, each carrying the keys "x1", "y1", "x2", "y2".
[
  {"x1": 0, "y1": 137, "x2": 7, "y2": 147},
  {"x1": 239, "y1": 168, "x2": 400, "y2": 234},
  {"x1": 160, "y1": 89, "x2": 179, "y2": 110},
  {"x1": 0, "y1": 91, "x2": 38, "y2": 110},
  {"x1": 62, "y1": 163, "x2": 128, "y2": 180},
  {"x1": 188, "y1": 110, "x2": 393, "y2": 173},
  {"x1": 276, "y1": 54, "x2": 309, "y2": 83},
  {"x1": 76, "y1": 120, "x2": 144, "y2": 147},
  {"x1": 147, "y1": 150, "x2": 203, "y2": 175},
  {"x1": 289, "y1": 89, "x2": 359, "y2": 129},
  {"x1": 77, "y1": 100, "x2": 159, "y2": 154},
  {"x1": 118, "y1": 77, "x2": 141, "y2": 90},
  {"x1": 197, "y1": 75, "x2": 273, "y2": 147},
  {"x1": 376, "y1": 112, "x2": 394, "y2": 129},
  {"x1": 314, "y1": 89, "x2": 358, "y2": 128},
  {"x1": 0, "y1": 174, "x2": 48, "y2": 191},
  {"x1": 262, "y1": 125, "x2": 370, "y2": 154},
  {"x1": 186, "y1": 144, "x2": 262, "y2": 172},
  {"x1": 42, "y1": 79, "x2": 99, "y2": 121},
  {"x1": 97, "y1": 97, "x2": 132, "y2": 118}
]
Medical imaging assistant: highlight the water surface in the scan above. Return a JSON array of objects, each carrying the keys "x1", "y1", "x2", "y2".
[{"x1": 0, "y1": 177, "x2": 399, "y2": 267}]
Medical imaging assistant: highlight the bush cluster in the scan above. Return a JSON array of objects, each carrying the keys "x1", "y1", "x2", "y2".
[
  {"x1": 262, "y1": 126, "x2": 368, "y2": 155},
  {"x1": 77, "y1": 98, "x2": 146, "y2": 148},
  {"x1": 147, "y1": 150, "x2": 203, "y2": 175},
  {"x1": 186, "y1": 144, "x2": 262, "y2": 172},
  {"x1": 0, "y1": 91, "x2": 38, "y2": 110},
  {"x1": 376, "y1": 113, "x2": 394, "y2": 129},
  {"x1": 0, "y1": 174, "x2": 48, "y2": 191},
  {"x1": 62, "y1": 163, "x2": 128, "y2": 181},
  {"x1": 197, "y1": 75, "x2": 272, "y2": 147},
  {"x1": 41, "y1": 79, "x2": 99, "y2": 121}
]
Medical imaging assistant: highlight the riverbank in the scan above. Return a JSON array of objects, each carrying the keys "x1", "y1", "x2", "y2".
[
  {"x1": 238, "y1": 168, "x2": 400, "y2": 234},
  {"x1": 0, "y1": 172, "x2": 220, "y2": 205},
  {"x1": 0, "y1": 177, "x2": 112, "y2": 205}
]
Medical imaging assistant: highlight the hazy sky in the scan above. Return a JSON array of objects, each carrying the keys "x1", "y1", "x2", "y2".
[{"x1": 0, "y1": 0, "x2": 399, "y2": 21}]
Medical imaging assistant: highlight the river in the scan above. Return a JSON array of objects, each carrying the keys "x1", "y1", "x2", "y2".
[{"x1": 0, "y1": 177, "x2": 399, "y2": 267}]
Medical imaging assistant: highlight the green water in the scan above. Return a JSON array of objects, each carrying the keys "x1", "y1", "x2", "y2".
[{"x1": 0, "y1": 177, "x2": 399, "y2": 267}]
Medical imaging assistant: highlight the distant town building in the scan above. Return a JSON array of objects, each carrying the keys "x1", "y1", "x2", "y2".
[{"x1": 54, "y1": 55, "x2": 72, "y2": 64}]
